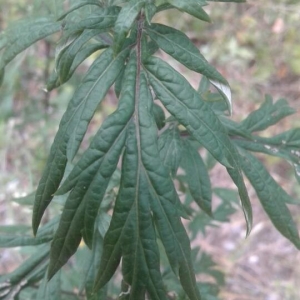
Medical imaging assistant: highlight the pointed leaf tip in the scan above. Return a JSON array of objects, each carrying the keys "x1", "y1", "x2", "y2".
[
  {"x1": 166, "y1": 0, "x2": 211, "y2": 22},
  {"x1": 240, "y1": 150, "x2": 300, "y2": 248}
]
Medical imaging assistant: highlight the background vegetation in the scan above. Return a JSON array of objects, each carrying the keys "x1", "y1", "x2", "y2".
[{"x1": 1, "y1": 1, "x2": 300, "y2": 299}]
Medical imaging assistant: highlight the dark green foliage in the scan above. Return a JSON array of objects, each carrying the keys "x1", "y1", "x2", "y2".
[
  {"x1": 1, "y1": 0, "x2": 300, "y2": 299},
  {"x1": 181, "y1": 140, "x2": 212, "y2": 215}
]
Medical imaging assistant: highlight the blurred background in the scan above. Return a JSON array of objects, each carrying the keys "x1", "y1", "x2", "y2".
[{"x1": 1, "y1": 1, "x2": 300, "y2": 299}]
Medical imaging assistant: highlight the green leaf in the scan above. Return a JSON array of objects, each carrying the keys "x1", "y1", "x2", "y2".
[
  {"x1": 1, "y1": 17, "x2": 61, "y2": 52},
  {"x1": 95, "y1": 214, "x2": 111, "y2": 244},
  {"x1": 122, "y1": 168, "x2": 167, "y2": 299},
  {"x1": 261, "y1": 128, "x2": 300, "y2": 148},
  {"x1": 47, "y1": 195, "x2": 85, "y2": 280},
  {"x1": 0, "y1": 245, "x2": 49, "y2": 286},
  {"x1": 145, "y1": 57, "x2": 252, "y2": 235},
  {"x1": 114, "y1": 66, "x2": 125, "y2": 97},
  {"x1": 141, "y1": 36, "x2": 159, "y2": 61},
  {"x1": 95, "y1": 125, "x2": 167, "y2": 299},
  {"x1": 82, "y1": 83, "x2": 135, "y2": 248},
  {"x1": 188, "y1": 188, "x2": 238, "y2": 237},
  {"x1": 226, "y1": 164, "x2": 253, "y2": 236},
  {"x1": 0, "y1": 217, "x2": 58, "y2": 248},
  {"x1": 145, "y1": 57, "x2": 231, "y2": 168},
  {"x1": 57, "y1": 1, "x2": 102, "y2": 21},
  {"x1": 36, "y1": 271, "x2": 61, "y2": 300},
  {"x1": 63, "y1": 6, "x2": 121, "y2": 32},
  {"x1": 146, "y1": 24, "x2": 225, "y2": 84},
  {"x1": 82, "y1": 229, "x2": 106, "y2": 300},
  {"x1": 153, "y1": 103, "x2": 165, "y2": 129},
  {"x1": 233, "y1": 135, "x2": 300, "y2": 189},
  {"x1": 0, "y1": 68, "x2": 4, "y2": 86},
  {"x1": 56, "y1": 51, "x2": 135, "y2": 197},
  {"x1": 205, "y1": 93, "x2": 228, "y2": 113},
  {"x1": 241, "y1": 95, "x2": 295, "y2": 132},
  {"x1": 214, "y1": 187, "x2": 240, "y2": 204},
  {"x1": 137, "y1": 73, "x2": 201, "y2": 300},
  {"x1": 13, "y1": 192, "x2": 36, "y2": 205},
  {"x1": 0, "y1": 17, "x2": 61, "y2": 86},
  {"x1": 65, "y1": 46, "x2": 128, "y2": 159},
  {"x1": 33, "y1": 46, "x2": 129, "y2": 235},
  {"x1": 0, "y1": 225, "x2": 31, "y2": 235},
  {"x1": 95, "y1": 63, "x2": 168, "y2": 299},
  {"x1": 146, "y1": 24, "x2": 232, "y2": 114},
  {"x1": 2, "y1": 17, "x2": 53, "y2": 43},
  {"x1": 181, "y1": 140, "x2": 212, "y2": 215},
  {"x1": 95, "y1": 66, "x2": 198, "y2": 298},
  {"x1": 47, "y1": 54, "x2": 136, "y2": 279},
  {"x1": 47, "y1": 43, "x2": 108, "y2": 91},
  {"x1": 55, "y1": 31, "x2": 81, "y2": 68},
  {"x1": 239, "y1": 150, "x2": 300, "y2": 249},
  {"x1": 56, "y1": 28, "x2": 107, "y2": 84},
  {"x1": 158, "y1": 125, "x2": 183, "y2": 176},
  {"x1": 113, "y1": 0, "x2": 145, "y2": 54},
  {"x1": 156, "y1": 3, "x2": 174, "y2": 12},
  {"x1": 219, "y1": 116, "x2": 252, "y2": 139},
  {"x1": 193, "y1": 250, "x2": 225, "y2": 285},
  {"x1": 165, "y1": 0, "x2": 210, "y2": 22}
]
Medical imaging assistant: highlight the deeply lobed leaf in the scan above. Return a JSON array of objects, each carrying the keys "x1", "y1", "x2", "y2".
[
  {"x1": 145, "y1": 56, "x2": 252, "y2": 234},
  {"x1": 47, "y1": 52, "x2": 136, "y2": 279},
  {"x1": 94, "y1": 53, "x2": 201, "y2": 298},
  {"x1": 94, "y1": 57, "x2": 167, "y2": 298},
  {"x1": 2, "y1": 0, "x2": 299, "y2": 298},
  {"x1": 33, "y1": 46, "x2": 129, "y2": 235}
]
